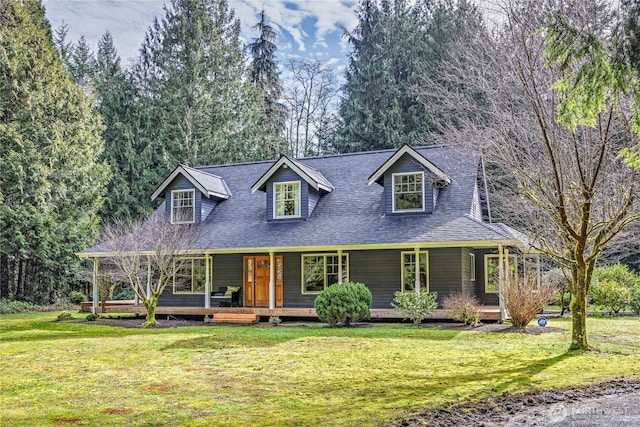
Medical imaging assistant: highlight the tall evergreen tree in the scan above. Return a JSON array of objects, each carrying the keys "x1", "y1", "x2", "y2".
[
  {"x1": 95, "y1": 31, "x2": 153, "y2": 222},
  {"x1": 0, "y1": 0, "x2": 110, "y2": 302},
  {"x1": 133, "y1": 0, "x2": 275, "y2": 176},
  {"x1": 337, "y1": 0, "x2": 482, "y2": 152},
  {"x1": 248, "y1": 9, "x2": 286, "y2": 147}
]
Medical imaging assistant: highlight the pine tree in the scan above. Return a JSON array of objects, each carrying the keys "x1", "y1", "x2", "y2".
[
  {"x1": 337, "y1": 0, "x2": 482, "y2": 152},
  {"x1": 248, "y1": 9, "x2": 286, "y2": 146},
  {"x1": 133, "y1": 0, "x2": 275, "y2": 174},
  {"x1": 95, "y1": 31, "x2": 153, "y2": 222},
  {"x1": 0, "y1": 0, "x2": 110, "y2": 302}
]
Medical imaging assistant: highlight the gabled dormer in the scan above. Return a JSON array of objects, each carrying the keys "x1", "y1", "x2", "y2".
[
  {"x1": 151, "y1": 164, "x2": 231, "y2": 224},
  {"x1": 368, "y1": 145, "x2": 451, "y2": 215},
  {"x1": 251, "y1": 155, "x2": 333, "y2": 221}
]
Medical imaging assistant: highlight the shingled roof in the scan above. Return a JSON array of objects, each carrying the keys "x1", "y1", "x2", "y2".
[
  {"x1": 82, "y1": 146, "x2": 526, "y2": 255},
  {"x1": 191, "y1": 146, "x2": 524, "y2": 251}
]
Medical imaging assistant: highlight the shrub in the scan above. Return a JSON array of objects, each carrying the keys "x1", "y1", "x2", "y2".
[
  {"x1": 391, "y1": 291, "x2": 438, "y2": 325},
  {"x1": 442, "y1": 293, "x2": 481, "y2": 326},
  {"x1": 501, "y1": 276, "x2": 558, "y2": 329},
  {"x1": 69, "y1": 291, "x2": 87, "y2": 305},
  {"x1": 590, "y1": 279, "x2": 631, "y2": 315},
  {"x1": 594, "y1": 263, "x2": 640, "y2": 289},
  {"x1": 314, "y1": 282, "x2": 372, "y2": 327},
  {"x1": 56, "y1": 311, "x2": 73, "y2": 321},
  {"x1": 85, "y1": 313, "x2": 99, "y2": 321},
  {"x1": 630, "y1": 285, "x2": 640, "y2": 315},
  {"x1": 268, "y1": 315, "x2": 282, "y2": 326},
  {"x1": 0, "y1": 299, "x2": 42, "y2": 314}
]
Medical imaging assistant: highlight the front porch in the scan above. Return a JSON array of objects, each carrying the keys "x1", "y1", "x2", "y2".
[{"x1": 81, "y1": 301, "x2": 502, "y2": 321}]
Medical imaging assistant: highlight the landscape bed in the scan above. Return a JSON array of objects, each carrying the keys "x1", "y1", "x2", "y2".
[{"x1": 0, "y1": 313, "x2": 639, "y2": 426}]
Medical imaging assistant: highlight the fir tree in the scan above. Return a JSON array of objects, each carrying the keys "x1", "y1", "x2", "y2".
[{"x1": 0, "y1": 0, "x2": 110, "y2": 302}]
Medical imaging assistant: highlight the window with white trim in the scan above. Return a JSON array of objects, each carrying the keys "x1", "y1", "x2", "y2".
[
  {"x1": 173, "y1": 258, "x2": 206, "y2": 294},
  {"x1": 401, "y1": 251, "x2": 428, "y2": 292},
  {"x1": 393, "y1": 172, "x2": 424, "y2": 212},
  {"x1": 301, "y1": 254, "x2": 348, "y2": 294},
  {"x1": 469, "y1": 253, "x2": 476, "y2": 281},
  {"x1": 484, "y1": 254, "x2": 517, "y2": 293},
  {"x1": 171, "y1": 189, "x2": 195, "y2": 224},
  {"x1": 274, "y1": 181, "x2": 300, "y2": 218}
]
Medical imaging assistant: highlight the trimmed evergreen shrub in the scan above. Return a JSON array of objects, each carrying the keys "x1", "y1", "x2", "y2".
[
  {"x1": 391, "y1": 291, "x2": 438, "y2": 325},
  {"x1": 85, "y1": 313, "x2": 99, "y2": 321},
  {"x1": 314, "y1": 282, "x2": 372, "y2": 327},
  {"x1": 442, "y1": 293, "x2": 481, "y2": 326}
]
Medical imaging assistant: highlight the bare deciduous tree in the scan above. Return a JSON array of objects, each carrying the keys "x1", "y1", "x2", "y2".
[
  {"x1": 99, "y1": 213, "x2": 200, "y2": 326},
  {"x1": 418, "y1": 0, "x2": 640, "y2": 350},
  {"x1": 283, "y1": 58, "x2": 338, "y2": 157}
]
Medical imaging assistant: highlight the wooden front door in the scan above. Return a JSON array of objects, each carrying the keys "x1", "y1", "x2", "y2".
[{"x1": 243, "y1": 255, "x2": 283, "y2": 307}]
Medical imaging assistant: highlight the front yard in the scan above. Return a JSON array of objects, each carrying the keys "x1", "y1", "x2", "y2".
[{"x1": 1, "y1": 313, "x2": 639, "y2": 426}]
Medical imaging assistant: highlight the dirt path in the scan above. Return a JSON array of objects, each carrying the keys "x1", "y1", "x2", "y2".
[{"x1": 389, "y1": 377, "x2": 640, "y2": 426}]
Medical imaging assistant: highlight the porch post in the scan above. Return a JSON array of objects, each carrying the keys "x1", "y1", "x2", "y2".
[
  {"x1": 204, "y1": 254, "x2": 210, "y2": 309},
  {"x1": 146, "y1": 255, "x2": 152, "y2": 299},
  {"x1": 92, "y1": 258, "x2": 98, "y2": 315},
  {"x1": 337, "y1": 249, "x2": 343, "y2": 284},
  {"x1": 414, "y1": 247, "x2": 421, "y2": 295},
  {"x1": 498, "y1": 244, "x2": 505, "y2": 322},
  {"x1": 269, "y1": 251, "x2": 275, "y2": 310}
]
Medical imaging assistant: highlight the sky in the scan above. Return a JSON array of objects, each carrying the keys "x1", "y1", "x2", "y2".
[{"x1": 42, "y1": 0, "x2": 361, "y2": 71}]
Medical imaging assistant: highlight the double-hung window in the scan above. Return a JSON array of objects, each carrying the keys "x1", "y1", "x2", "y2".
[
  {"x1": 171, "y1": 189, "x2": 195, "y2": 224},
  {"x1": 393, "y1": 172, "x2": 424, "y2": 212},
  {"x1": 484, "y1": 254, "x2": 517, "y2": 293},
  {"x1": 274, "y1": 181, "x2": 300, "y2": 219},
  {"x1": 173, "y1": 258, "x2": 206, "y2": 294},
  {"x1": 302, "y1": 254, "x2": 349, "y2": 294},
  {"x1": 401, "y1": 251, "x2": 428, "y2": 292}
]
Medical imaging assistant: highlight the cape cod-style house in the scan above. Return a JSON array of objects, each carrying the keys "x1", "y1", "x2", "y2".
[{"x1": 80, "y1": 145, "x2": 531, "y2": 321}]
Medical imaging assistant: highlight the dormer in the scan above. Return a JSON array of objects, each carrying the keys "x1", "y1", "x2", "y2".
[
  {"x1": 251, "y1": 155, "x2": 333, "y2": 221},
  {"x1": 368, "y1": 145, "x2": 451, "y2": 215},
  {"x1": 151, "y1": 164, "x2": 231, "y2": 224}
]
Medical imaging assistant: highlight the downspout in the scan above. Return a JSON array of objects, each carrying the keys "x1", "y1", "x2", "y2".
[
  {"x1": 269, "y1": 251, "x2": 275, "y2": 310},
  {"x1": 92, "y1": 258, "x2": 98, "y2": 315}
]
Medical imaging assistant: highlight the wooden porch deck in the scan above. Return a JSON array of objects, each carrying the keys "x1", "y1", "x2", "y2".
[{"x1": 81, "y1": 301, "x2": 502, "y2": 321}]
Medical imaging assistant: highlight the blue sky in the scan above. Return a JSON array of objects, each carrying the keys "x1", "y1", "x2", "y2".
[{"x1": 42, "y1": 0, "x2": 360, "y2": 71}]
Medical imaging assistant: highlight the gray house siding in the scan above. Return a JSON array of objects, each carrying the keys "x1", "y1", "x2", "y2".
[
  {"x1": 201, "y1": 198, "x2": 218, "y2": 221},
  {"x1": 428, "y1": 248, "x2": 463, "y2": 304},
  {"x1": 265, "y1": 168, "x2": 310, "y2": 220},
  {"x1": 164, "y1": 175, "x2": 203, "y2": 223},
  {"x1": 382, "y1": 154, "x2": 434, "y2": 215},
  {"x1": 461, "y1": 248, "x2": 474, "y2": 296},
  {"x1": 349, "y1": 249, "x2": 401, "y2": 309}
]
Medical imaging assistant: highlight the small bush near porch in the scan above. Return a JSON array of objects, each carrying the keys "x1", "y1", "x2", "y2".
[{"x1": 1, "y1": 313, "x2": 639, "y2": 426}]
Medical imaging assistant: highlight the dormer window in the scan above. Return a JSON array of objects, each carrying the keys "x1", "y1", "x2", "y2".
[
  {"x1": 171, "y1": 189, "x2": 195, "y2": 224},
  {"x1": 274, "y1": 181, "x2": 300, "y2": 218},
  {"x1": 393, "y1": 172, "x2": 424, "y2": 212}
]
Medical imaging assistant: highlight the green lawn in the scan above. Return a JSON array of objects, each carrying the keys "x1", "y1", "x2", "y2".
[{"x1": 1, "y1": 313, "x2": 639, "y2": 426}]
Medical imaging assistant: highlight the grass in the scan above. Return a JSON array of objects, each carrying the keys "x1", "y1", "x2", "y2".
[{"x1": 1, "y1": 313, "x2": 639, "y2": 426}]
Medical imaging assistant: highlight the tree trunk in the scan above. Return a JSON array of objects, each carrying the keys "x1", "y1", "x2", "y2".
[
  {"x1": 569, "y1": 274, "x2": 589, "y2": 351},
  {"x1": 143, "y1": 295, "x2": 159, "y2": 327},
  {"x1": 0, "y1": 255, "x2": 9, "y2": 299}
]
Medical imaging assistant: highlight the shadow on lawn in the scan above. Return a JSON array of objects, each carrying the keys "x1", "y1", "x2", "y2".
[{"x1": 370, "y1": 351, "x2": 576, "y2": 409}]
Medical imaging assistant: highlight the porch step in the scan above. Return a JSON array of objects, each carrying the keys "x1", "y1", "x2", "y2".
[{"x1": 210, "y1": 313, "x2": 260, "y2": 325}]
